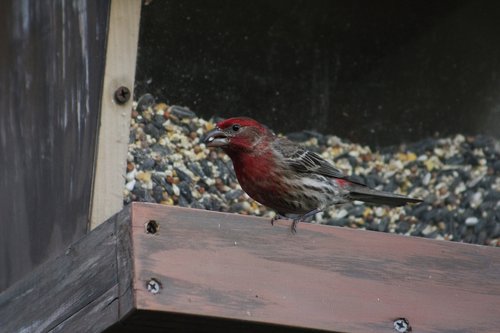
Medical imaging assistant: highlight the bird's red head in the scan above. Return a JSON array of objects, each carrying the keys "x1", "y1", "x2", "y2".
[{"x1": 204, "y1": 117, "x2": 273, "y2": 153}]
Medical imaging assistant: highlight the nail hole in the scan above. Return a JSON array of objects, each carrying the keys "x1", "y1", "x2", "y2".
[{"x1": 145, "y1": 220, "x2": 159, "y2": 234}]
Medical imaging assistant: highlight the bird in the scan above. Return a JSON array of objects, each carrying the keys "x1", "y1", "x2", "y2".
[{"x1": 204, "y1": 117, "x2": 422, "y2": 233}]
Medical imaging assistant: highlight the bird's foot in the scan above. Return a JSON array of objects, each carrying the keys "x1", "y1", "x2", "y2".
[
  {"x1": 270, "y1": 213, "x2": 285, "y2": 226},
  {"x1": 289, "y1": 208, "x2": 323, "y2": 234}
]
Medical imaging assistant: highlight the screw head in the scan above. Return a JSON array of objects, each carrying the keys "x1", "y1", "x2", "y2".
[
  {"x1": 146, "y1": 278, "x2": 162, "y2": 294},
  {"x1": 393, "y1": 318, "x2": 411, "y2": 332},
  {"x1": 114, "y1": 86, "x2": 131, "y2": 104}
]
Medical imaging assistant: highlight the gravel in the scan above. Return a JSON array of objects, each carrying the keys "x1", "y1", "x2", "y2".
[{"x1": 124, "y1": 98, "x2": 500, "y2": 246}]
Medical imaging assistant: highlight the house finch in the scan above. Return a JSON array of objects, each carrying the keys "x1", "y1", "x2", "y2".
[{"x1": 204, "y1": 117, "x2": 422, "y2": 233}]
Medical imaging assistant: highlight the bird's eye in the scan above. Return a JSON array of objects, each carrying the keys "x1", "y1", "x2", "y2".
[{"x1": 232, "y1": 124, "x2": 241, "y2": 132}]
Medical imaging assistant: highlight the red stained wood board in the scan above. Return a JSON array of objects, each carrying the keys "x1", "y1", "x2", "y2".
[{"x1": 129, "y1": 203, "x2": 500, "y2": 333}]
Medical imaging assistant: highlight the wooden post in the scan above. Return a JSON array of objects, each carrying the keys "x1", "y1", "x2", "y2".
[
  {"x1": 90, "y1": 0, "x2": 142, "y2": 229},
  {"x1": 1, "y1": 203, "x2": 499, "y2": 332}
]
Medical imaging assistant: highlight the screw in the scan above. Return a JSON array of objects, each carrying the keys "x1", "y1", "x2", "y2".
[
  {"x1": 393, "y1": 318, "x2": 411, "y2": 332},
  {"x1": 145, "y1": 220, "x2": 159, "y2": 234},
  {"x1": 114, "y1": 86, "x2": 131, "y2": 104},
  {"x1": 146, "y1": 278, "x2": 161, "y2": 294}
]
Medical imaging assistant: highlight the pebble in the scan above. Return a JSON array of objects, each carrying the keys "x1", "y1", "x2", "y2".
[
  {"x1": 422, "y1": 172, "x2": 431, "y2": 186},
  {"x1": 374, "y1": 207, "x2": 385, "y2": 218},
  {"x1": 172, "y1": 184, "x2": 180, "y2": 196},
  {"x1": 125, "y1": 179, "x2": 136, "y2": 191},
  {"x1": 170, "y1": 105, "x2": 197, "y2": 119},
  {"x1": 333, "y1": 208, "x2": 349, "y2": 219},
  {"x1": 125, "y1": 98, "x2": 500, "y2": 246},
  {"x1": 469, "y1": 192, "x2": 483, "y2": 208},
  {"x1": 136, "y1": 93, "x2": 155, "y2": 112},
  {"x1": 465, "y1": 217, "x2": 479, "y2": 226}
]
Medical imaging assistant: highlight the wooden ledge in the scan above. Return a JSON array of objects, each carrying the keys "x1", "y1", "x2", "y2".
[{"x1": 1, "y1": 203, "x2": 499, "y2": 332}]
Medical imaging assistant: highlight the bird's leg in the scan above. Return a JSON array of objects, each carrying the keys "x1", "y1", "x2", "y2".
[
  {"x1": 291, "y1": 219, "x2": 300, "y2": 234},
  {"x1": 290, "y1": 208, "x2": 322, "y2": 234}
]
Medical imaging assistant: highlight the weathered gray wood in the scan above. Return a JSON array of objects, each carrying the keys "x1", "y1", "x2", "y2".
[
  {"x1": 0, "y1": 211, "x2": 129, "y2": 333},
  {"x1": 49, "y1": 286, "x2": 120, "y2": 333},
  {"x1": 117, "y1": 205, "x2": 136, "y2": 318},
  {"x1": 128, "y1": 203, "x2": 500, "y2": 333},
  {"x1": 0, "y1": 0, "x2": 110, "y2": 291}
]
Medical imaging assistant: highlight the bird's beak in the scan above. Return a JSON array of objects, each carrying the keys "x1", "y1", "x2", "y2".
[{"x1": 204, "y1": 128, "x2": 229, "y2": 147}]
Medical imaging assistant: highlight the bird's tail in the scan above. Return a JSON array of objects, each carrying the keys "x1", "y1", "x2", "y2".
[{"x1": 347, "y1": 184, "x2": 422, "y2": 206}]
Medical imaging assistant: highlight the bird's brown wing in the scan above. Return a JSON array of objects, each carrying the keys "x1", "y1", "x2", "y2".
[{"x1": 274, "y1": 137, "x2": 348, "y2": 179}]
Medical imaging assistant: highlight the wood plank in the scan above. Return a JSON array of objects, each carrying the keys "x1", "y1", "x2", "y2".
[
  {"x1": 129, "y1": 203, "x2": 500, "y2": 333},
  {"x1": 2, "y1": 203, "x2": 498, "y2": 332},
  {"x1": 117, "y1": 205, "x2": 137, "y2": 318},
  {"x1": 0, "y1": 0, "x2": 110, "y2": 292},
  {"x1": 49, "y1": 286, "x2": 120, "y2": 333},
  {"x1": 0, "y1": 211, "x2": 129, "y2": 333},
  {"x1": 90, "y1": 0, "x2": 142, "y2": 229}
]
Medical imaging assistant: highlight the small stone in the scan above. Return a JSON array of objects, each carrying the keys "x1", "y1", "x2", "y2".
[
  {"x1": 136, "y1": 93, "x2": 155, "y2": 111},
  {"x1": 469, "y1": 192, "x2": 483, "y2": 208},
  {"x1": 175, "y1": 167, "x2": 193, "y2": 183},
  {"x1": 333, "y1": 209, "x2": 348, "y2": 219},
  {"x1": 152, "y1": 185, "x2": 163, "y2": 203},
  {"x1": 493, "y1": 160, "x2": 500, "y2": 173},
  {"x1": 396, "y1": 220, "x2": 411, "y2": 233},
  {"x1": 136, "y1": 171, "x2": 152, "y2": 183},
  {"x1": 153, "y1": 114, "x2": 165, "y2": 129},
  {"x1": 225, "y1": 189, "x2": 244, "y2": 201},
  {"x1": 423, "y1": 156, "x2": 443, "y2": 171},
  {"x1": 410, "y1": 222, "x2": 427, "y2": 236},
  {"x1": 327, "y1": 218, "x2": 349, "y2": 227},
  {"x1": 374, "y1": 207, "x2": 385, "y2": 217},
  {"x1": 433, "y1": 148, "x2": 444, "y2": 157},
  {"x1": 125, "y1": 179, "x2": 136, "y2": 191},
  {"x1": 467, "y1": 173, "x2": 486, "y2": 188},
  {"x1": 348, "y1": 205, "x2": 365, "y2": 217},
  {"x1": 170, "y1": 105, "x2": 197, "y2": 119},
  {"x1": 378, "y1": 217, "x2": 389, "y2": 232},
  {"x1": 422, "y1": 225, "x2": 436, "y2": 236},
  {"x1": 417, "y1": 154, "x2": 428, "y2": 161},
  {"x1": 363, "y1": 207, "x2": 373, "y2": 218},
  {"x1": 178, "y1": 181, "x2": 193, "y2": 203},
  {"x1": 172, "y1": 184, "x2": 180, "y2": 196},
  {"x1": 454, "y1": 182, "x2": 467, "y2": 194},
  {"x1": 141, "y1": 158, "x2": 155, "y2": 170},
  {"x1": 465, "y1": 217, "x2": 479, "y2": 226},
  {"x1": 422, "y1": 172, "x2": 432, "y2": 186},
  {"x1": 144, "y1": 123, "x2": 160, "y2": 139},
  {"x1": 484, "y1": 190, "x2": 500, "y2": 202},
  {"x1": 178, "y1": 195, "x2": 190, "y2": 207},
  {"x1": 126, "y1": 168, "x2": 137, "y2": 182}
]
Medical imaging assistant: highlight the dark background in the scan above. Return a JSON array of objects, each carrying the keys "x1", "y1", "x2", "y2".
[{"x1": 135, "y1": 0, "x2": 500, "y2": 147}]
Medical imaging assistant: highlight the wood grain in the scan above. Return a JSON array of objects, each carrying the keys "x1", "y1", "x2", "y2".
[
  {"x1": 130, "y1": 203, "x2": 500, "y2": 333},
  {"x1": 2, "y1": 203, "x2": 498, "y2": 332},
  {"x1": 90, "y1": 0, "x2": 142, "y2": 229},
  {"x1": 0, "y1": 0, "x2": 110, "y2": 292},
  {"x1": 0, "y1": 206, "x2": 137, "y2": 333},
  {"x1": 0, "y1": 214, "x2": 120, "y2": 333}
]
